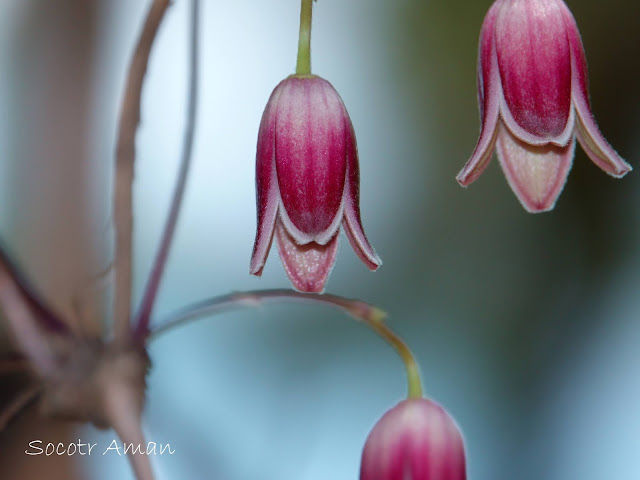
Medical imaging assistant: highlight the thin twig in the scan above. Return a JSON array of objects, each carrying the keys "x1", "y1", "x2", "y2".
[
  {"x1": 113, "y1": 0, "x2": 171, "y2": 342},
  {"x1": 149, "y1": 289, "x2": 423, "y2": 397},
  {"x1": 107, "y1": 384, "x2": 153, "y2": 480},
  {"x1": 0, "y1": 257, "x2": 60, "y2": 378},
  {"x1": 0, "y1": 385, "x2": 41, "y2": 432},
  {"x1": 134, "y1": 0, "x2": 200, "y2": 339},
  {"x1": 0, "y1": 242, "x2": 69, "y2": 333},
  {"x1": 150, "y1": 289, "x2": 387, "y2": 338}
]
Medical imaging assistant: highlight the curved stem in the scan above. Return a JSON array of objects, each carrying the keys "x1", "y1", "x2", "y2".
[
  {"x1": 150, "y1": 289, "x2": 423, "y2": 399},
  {"x1": 295, "y1": 0, "x2": 314, "y2": 75},
  {"x1": 365, "y1": 321, "x2": 423, "y2": 399},
  {"x1": 134, "y1": 0, "x2": 200, "y2": 340},
  {"x1": 113, "y1": 0, "x2": 171, "y2": 342}
]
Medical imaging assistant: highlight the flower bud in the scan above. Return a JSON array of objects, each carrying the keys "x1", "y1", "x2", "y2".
[
  {"x1": 250, "y1": 74, "x2": 381, "y2": 292},
  {"x1": 457, "y1": 0, "x2": 631, "y2": 212},
  {"x1": 360, "y1": 398, "x2": 466, "y2": 480}
]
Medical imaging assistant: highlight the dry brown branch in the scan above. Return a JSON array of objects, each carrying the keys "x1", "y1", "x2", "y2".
[
  {"x1": 113, "y1": 0, "x2": 171, "y2": 342},
  {"x1": 0, "y1": 254, "x2": 58, "y2": 377},
  {"x1": 135, "y1": 0, "x2": 200, "y2": 338}
]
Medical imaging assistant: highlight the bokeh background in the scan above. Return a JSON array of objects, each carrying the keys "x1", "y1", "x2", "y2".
[{"x1": 1, "y1": 0, "x2": 640, "y2": 479}]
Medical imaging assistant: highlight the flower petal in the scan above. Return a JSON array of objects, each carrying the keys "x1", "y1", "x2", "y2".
[
  {"x1": 560, "y1": 3, "x2": 632, "y2": 177},
  {"x1": 275, "y1": 76, "x2": 347, "y2": 240},
  {"x1": 275, "y1": 219, "x2": 339, "y2": 293},
  {"x1": 342, "y1": 113, "x2": 381, "y2": 270},
  {"x1": 360, "y1": 399, "x2": 467, "y2": 480},
  {"x1": 495, "y1": 0, "x2": 573, "y2": 145},
  {"x1": 250, "y1": 82, "x2": 282, "y2": 275},
  {"x1": 496, "y1": 124, "x2": 575, "y2": 213},
  {"x1": 457, "y1": 1, "x2": 501, "y2": 186}
]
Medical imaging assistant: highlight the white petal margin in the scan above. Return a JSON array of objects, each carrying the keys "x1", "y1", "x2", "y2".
[
  {"x1": 342, "y1": 119, "x2": 381, "y2": 271},
  {"x1": 457, "y1": 2, "x2": 501, "y2": 186},
  {"x1": 249, "y1": 158, "x2": 279, "y2": 275},
  {"x1": 250, "y1": 83, "x2": 284, "y2": 275},
  {"x1": 496, "y1": 124, "x2": 575, "y2": 213},
  {"x1": 500, "y1": 95, "x2": 575, "y2": 148},
  {"x1": 561, "y1": 2, "x2": 631, "y2": 177}
]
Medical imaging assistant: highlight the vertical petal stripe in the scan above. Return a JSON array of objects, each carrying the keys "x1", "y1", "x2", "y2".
[
  {"x1": 360, "y1": 399, "x2": 467, "y2": 480},
  {"x1": 496, "y1": 0, "x2": 573, "y2": 143},
  {"x1": 275, "y1": 77, "x2": 347, "y2": 238}
]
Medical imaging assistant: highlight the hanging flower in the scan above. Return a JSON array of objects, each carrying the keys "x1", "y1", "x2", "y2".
[
  {"x1": 360, "y1": 398, "x2": 467, "y2": 480},
  {"x1": 250, "y1": 75, "x2": 381, "y2": 292},
  {"x1": 457, "y1": 0, "x2": 631, "y2": 212}
]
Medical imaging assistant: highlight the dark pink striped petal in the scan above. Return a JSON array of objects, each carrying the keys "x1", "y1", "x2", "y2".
[
  {"x1": 496, "y1": 124, "x2": 574, "y2": 212},
  {"x1": 495, "y1": 0, "x2": 573, "y2": 145},
  {"x1": 360, "y1": 398, "x2": 467, "y2": 480},
  {"x1": 560, "y1": 3, "x2": 632, "y2": 177},
  {"x1": 250, "y1": 81, "x2": 283, "y2": 275},
  {"x1": 342, "y1": 112, "x2": 381, "y2": 270},
  {"x1": 275, "y1": 219, "x2": 339, "y2": 293},
  {"x1": 275, "y1": 76, "x2": 347, "y2": 242},
  {"x1": 457, "y1": 1, "x2": 501, "y2": 186}
]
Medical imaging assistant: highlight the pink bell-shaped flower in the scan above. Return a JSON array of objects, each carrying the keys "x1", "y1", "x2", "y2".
[
  {"x1": 250, "y1": 75, "x2": 381, "y2": 292},
  {"x1": 457, "y1": 0, "x2": 631, "y2": 212},
  {"x1": 360, "y1": 398, "x2": 467, "y2": 480}
]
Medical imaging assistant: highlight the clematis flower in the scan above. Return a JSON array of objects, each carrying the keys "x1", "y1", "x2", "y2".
[
  {"x1": 457, "y1": 0, "x2": 631, "y2": 212},
  {"x1": 250, "y1": 75, "x2": 381, "y2": 293},
  {"x1": 360, "y1": 398, "x2": 467, "y2": 480}
]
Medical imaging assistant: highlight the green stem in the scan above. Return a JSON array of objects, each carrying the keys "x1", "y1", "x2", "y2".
[
  {"x1": 295, "y1": 0, "x2": 314, "y2": 75},
  {"x1": 149, "y1": 289, "x2": 424, "y2": 400},
  {"x1": 365, "y1": 319, "x2": 424, "y2": 399}
]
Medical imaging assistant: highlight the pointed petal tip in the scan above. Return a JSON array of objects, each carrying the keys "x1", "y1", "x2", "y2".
[
  {"x1": 369, "y1": 256, "x2": 382, "y2": 271},
  {"x1": 458, "y1": 115, "x2": 500, "y2": 188},
  {"x1": 496, "y1": 126, "x2": 574, "y2": 215},
  {"x1": 367, "y1": 250, "x2": 382, "y2": 271},
  {"x1": 291, "y1": 278, "x2": 326, "y2": 294},
  {"x1": 275, "y1": 221, "x2": 339, "y2": 294},
  {"x1": 574, "y1": 106, "x2": 633, "y2": 180},
  {"x1": 249, "y1": 249, "x2": 268, "y2": 277},
  {"x1": 249, "y1": 264, "x2": 264, "y2": 277},
  {"x1": 456, "y1": 169, "x2": 475, "y2": 187},
  {"x1": 250, "y1": 207, "x2": 277, "y2": 278},
  {"x1": 608, "y1": 161, "x2": 632, "y2": 179},
  {"x1": 342, "y1": 215, "x2": 381, "y2": 272},
  {"x1": 567, "y1": 26, "x2": 633, "y2": 180},
  {"x1": 521, "y1": 199, "x2": 558, "y2": 214}
]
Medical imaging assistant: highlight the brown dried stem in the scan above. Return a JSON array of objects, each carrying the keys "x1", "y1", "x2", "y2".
[
  {"x1": 113, "y1": 0, "x2": 171, "y2": 342},
  {"x1": 135, "y1": 0, "x2": 200, "y2": 339}
]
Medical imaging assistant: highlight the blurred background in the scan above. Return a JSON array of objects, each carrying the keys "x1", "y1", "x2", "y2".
[{"x1": 1, "y1": 0, "x2": 640, "y2": 478}]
